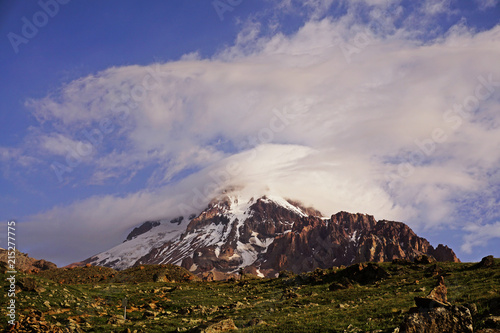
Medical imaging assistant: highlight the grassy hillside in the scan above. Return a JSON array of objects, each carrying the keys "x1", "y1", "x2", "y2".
[{"x1": 1, "y1": 259, "x2": 499, "y2": 332}]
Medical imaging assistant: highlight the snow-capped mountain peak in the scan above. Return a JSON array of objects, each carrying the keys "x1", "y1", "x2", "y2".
[{"x1": 83, "y1": 192, "x2": 459, "y2": 278}]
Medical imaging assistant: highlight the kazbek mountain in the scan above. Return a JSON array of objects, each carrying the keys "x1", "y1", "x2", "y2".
[{"x1": 83, "y1": 192, "x2": 459, "y2": 278}]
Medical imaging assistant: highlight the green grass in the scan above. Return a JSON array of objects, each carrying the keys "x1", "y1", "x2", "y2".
[{"x1": 1, "y1": 259, "x2": 499, "y2": 332}]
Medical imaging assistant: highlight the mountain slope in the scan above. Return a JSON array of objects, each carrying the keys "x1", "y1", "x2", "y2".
[{"x1": 84, "y1": 194, "x2": 459, "y2": 277}]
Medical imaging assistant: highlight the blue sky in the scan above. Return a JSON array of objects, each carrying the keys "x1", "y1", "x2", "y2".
[{"x1": 0, "y1": 0, "x2": 499, "y2": 266}]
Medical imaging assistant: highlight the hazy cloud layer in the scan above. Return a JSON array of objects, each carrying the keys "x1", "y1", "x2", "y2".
[{"x1": 6, "y1": 1, "x2": 500, "y2": 264}]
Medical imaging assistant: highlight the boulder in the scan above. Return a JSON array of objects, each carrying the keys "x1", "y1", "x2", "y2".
[
  {"x1": 153, "y1": 272, "x2": 168, "y2": 282},
  {"x1": 473, "y1": 255, "x2": 495, "y2": 269},
  {"x1": 413, "y1": 254, "x2": 436, "y2": 264},
  {"x1": 400, "y1": 305, "x2": 473, "y2": 333},
  {"x1": 427, "y1": 275, "x2": 448, "y2": 303},
  {"x1": 341, "y1": 262, "x2": 390, "y2": 284}
]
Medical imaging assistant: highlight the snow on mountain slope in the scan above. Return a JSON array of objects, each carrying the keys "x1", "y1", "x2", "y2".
[
  {"x1": 134, "y1": 193, "x2": 308, "y2": 270},
  {"x1": 84, "y1": 219, "x2": 187, "y2": 270},
  {"x1": 85, "y1": 191, "x2": 310, "y2": 272}
]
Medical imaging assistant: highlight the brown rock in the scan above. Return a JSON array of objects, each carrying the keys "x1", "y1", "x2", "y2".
[
  {"x1": 194, "y1": 318, "x2": 237, "y2": 333},
  {"x1": 400, "y1": 305, "x2": 473, "y2": 333},
  {"x1": 413, "y1": 254, "x2": 436, "y2": 264},
  {"x1": 414, "y1": 276, "x2": 449, "y2": 310},
  {"x1": 427, "y1": 276, "x2": 448, "y2": 304}
]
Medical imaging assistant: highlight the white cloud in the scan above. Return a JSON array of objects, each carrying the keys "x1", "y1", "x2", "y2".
[
  {"x1": 421, "y1": 0, "x2": 453, "y2": 15},
  {"x1": 21, "y1": 144, "x2": 410, "y2": 264},
  {"x1": 11, "y1": 9, "x2": 500, "y2": 263},
  {"x1": 462, "y1": 221, "x2": 500, "y2": 253},
  {"x1": 475, "y1": 0, "x2": 499, "y2": 10}
]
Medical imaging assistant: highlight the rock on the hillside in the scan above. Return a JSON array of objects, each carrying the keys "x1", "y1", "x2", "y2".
[
  {"x1": 427, "y1": 275, "x2": 447, "y2": 303},
  {"x1": 0, "y1": 249, "x2": 57, "y2": 272},
  {"x1": 194, "y1": 318, "x2": 238, "y2": 332},
  {"x1": 413, "y1": 255, "x2": 436, "y2": 264},
  {"x1": 485, "y1": 316, "x2": 500, "y2": 329},
  {"x1": 341, "y1": 262, "x2": 390, "y2": 284},
  {"x1": 473, "y1": 255, "x2": 495, "y2": 269},
  {"x1": 401, "y1": 276, "x2": 472, "y2": 333},
  {"x1": 400, "y1": 306, "x2": 473, "y2": 333},
  {"x1": 33, "y1": 259, "x2": 57, "y2": 271},
  {"x1": 16, "y1": 277, "x2": 38, "y2": 291}
]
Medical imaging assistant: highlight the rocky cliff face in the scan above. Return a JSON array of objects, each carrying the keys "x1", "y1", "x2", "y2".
[
  {"x1": 85, "y1": 194, "x2": 459, "y2": 278},
  {"x1": 257, "y1": 211, "x2": 459, "y2": 276}
]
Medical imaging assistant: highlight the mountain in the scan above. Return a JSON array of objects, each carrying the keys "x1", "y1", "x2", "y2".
[
  {"x1": 83, "y1": 193, "x2": 459, "y2": 278},
  {"x1": 0, "y1": 249, "x2": 57, "y2": 273}
]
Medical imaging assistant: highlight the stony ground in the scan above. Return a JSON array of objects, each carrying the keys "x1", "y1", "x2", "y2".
[{"x1": 1, "y1": 258, "x2": 499, "y2": 332}]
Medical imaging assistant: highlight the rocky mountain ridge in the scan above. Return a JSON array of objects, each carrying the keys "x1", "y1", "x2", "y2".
[
  {"x1": 84, "y1": 194, "x2": 459, "y2": 278},
  {"x1": 0, "y1": 249, "x2": 57, "y2": 273}
]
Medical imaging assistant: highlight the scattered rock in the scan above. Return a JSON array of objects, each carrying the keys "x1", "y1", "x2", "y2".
[
  {"x1": 194, "y1": 318, "x2": 238, "y2": 333},
  {"x1": 142, "y1": 310, "x2": 158, "y2": 318},
  {"x1": 107, "y1": 315, "x2": 125, "y2": 325}
]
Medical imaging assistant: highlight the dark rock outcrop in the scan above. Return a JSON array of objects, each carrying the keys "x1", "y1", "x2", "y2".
[{"x1": 125, "y1": 221, "x2": 161, "y2": 241}]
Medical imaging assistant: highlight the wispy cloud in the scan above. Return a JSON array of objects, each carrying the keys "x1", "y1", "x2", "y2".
[{"x1": 475, "y1": 0, "x2": 499, "y2": 10}]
